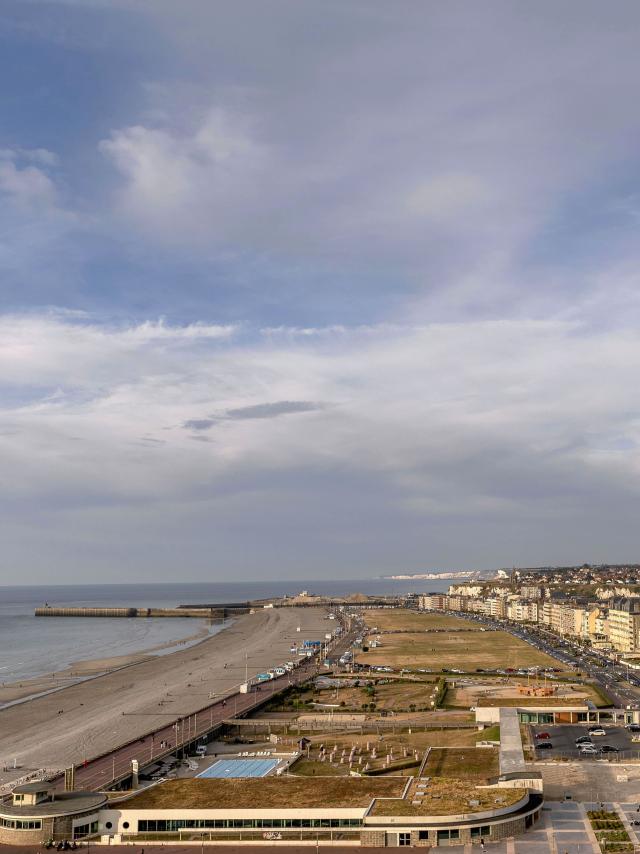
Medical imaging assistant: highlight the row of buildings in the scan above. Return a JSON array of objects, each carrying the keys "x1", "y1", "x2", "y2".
[{"x1": 419, "y1": 592, "x2": 640, "y2": 655}]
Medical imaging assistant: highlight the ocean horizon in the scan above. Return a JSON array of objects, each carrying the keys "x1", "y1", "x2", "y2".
[{"x1": 0, "y1": 577, "x2": 453, "y2": 684}]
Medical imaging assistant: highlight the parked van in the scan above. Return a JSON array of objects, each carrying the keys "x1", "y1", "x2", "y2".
[
  {"x1": 274, "y1": 667, "x2": 286, "y2": 676},
  {"x1": 195, "y1": 745, "x2": 207, "y2": 757}
]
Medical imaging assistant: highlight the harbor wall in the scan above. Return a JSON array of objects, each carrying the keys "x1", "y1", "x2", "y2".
[{"x1": 34, "y1": 606, "x2": 248, "y2": 618}]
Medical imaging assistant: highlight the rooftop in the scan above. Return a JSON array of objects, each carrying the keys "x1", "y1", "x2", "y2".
[
  {"x1": 12, "y1": 782, "x2": 54, "y2": 794},
  {"x1": 370, "y1": 779, "x2": 525, "y2": 816},
  {"x1": 120, "y1": 777, "x2": 407, "y2": 811},
  {"x1": 0, "y1": 792, "x2": 107, "y2": 818}
]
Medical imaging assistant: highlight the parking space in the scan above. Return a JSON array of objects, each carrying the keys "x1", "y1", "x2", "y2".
[{"x1": 532, "y1": 723, "x2": 640, "y2": 760}]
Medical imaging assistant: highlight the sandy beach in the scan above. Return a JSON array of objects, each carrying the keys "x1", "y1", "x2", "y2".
[
  {"x1": 0, "y1": 606, "x2": 329, "y2": 787},
  {"x1": 0, "y1": 624, "x2": 215, "y2": 705}
]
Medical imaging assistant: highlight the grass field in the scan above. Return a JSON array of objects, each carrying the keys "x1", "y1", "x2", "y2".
[
  {"x1": 290, "y1": 728, "x2": 499, "y2": 776},
  {"x1": 301, "y1": 678, "x2": 438, "y2": 712},
  {"x1": 371, "y1": 778, "x2": 523, "y2": 816},
  {"x1": 363, "y1": 608, "x2": 473, "y2": 632},
  {"x1": 124, "y1": 777, "x2": 405, "y2": 809},
  {"x1": 424, "y1": 747, "x2": 499, "y2": 780},
  {"x1": 444, "y1": 677, "x2": 602, "y2": 708},
  {"x1": 358, "y1": 629, "x2": 566, "y2": 671}
]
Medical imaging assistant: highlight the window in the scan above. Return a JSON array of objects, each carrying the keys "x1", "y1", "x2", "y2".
[
  {"x1": 105, "y1": 821, "x2": 113, "y2": 830},
  {"x1": 136, "y1": 817, "x2": 363, "y2": 833},
  {"x1": 399, "y1": 832, "x2": 411, "y2": 846},
  {"x1": 470, "y1": 825, "x2": 491, "y2": 839},
  {"x1": 437, "y1": 829, "x2": 460, "y2": 842},
  {"x1": 122, "y1": 821, "x2": 130, "y2": 829},
  {"x1": 418, "y1": 830, "x2": 429, "y2": 841},
  {"x1": 73, "y1": 821, "x2": 99, "y2": 839},
  {"x1": 0, "y1": 817, "x2": 43, "y2": 830}
]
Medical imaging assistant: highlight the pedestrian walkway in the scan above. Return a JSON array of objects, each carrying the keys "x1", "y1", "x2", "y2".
[
  {"x1": 615, "y1": 801, "x2": 640, "y2": 847},
  {"x1": 440, "y1": 801, "x2": 600, "y2": 854}
]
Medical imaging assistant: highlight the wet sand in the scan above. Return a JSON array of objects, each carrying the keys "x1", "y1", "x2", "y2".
[
  {"x1": 0, "y1": 607, "x2": 329, "y2": 787},
  {"x1": 0, "y1": 624, "x2": 213, "y2": 705}
]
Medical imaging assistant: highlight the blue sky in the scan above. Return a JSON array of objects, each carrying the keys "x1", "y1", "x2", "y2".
[{"x1": 3, "y1": 1, "x2": 640, "y2": 583}]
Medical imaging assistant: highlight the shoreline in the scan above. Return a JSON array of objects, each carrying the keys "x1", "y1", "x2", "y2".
[
  {"x1": 0, "y1": 606, "x2": 330, "y2": 789},
  {"x1": 0, "y1": 621, "x2": 220, "y2": 707}
]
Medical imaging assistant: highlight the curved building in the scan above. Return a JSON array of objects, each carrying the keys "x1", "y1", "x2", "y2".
[{"x1": 0, "y1": 783, "x2": 107, "y2": 845}]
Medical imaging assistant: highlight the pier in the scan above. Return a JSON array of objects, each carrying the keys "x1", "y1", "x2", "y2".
[{"x1": 34, "y1": 605, "x2": 250, "y2": 618}]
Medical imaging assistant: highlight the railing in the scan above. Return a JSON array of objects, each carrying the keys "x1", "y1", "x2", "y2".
[{"x1": 123, "y1": 830, "x2": 362, "y2": 842}]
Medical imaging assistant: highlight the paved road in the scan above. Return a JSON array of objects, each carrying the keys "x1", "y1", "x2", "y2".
[{"x1": 65, "y1": 629, "x2": 358, "y2": 792}]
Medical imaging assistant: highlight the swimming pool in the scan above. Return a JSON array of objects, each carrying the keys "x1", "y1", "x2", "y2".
[{"x1": 197, "y1": 758, "x2": 279, "y2": 778}]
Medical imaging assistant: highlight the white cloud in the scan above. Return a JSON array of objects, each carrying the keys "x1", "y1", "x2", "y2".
[
  {"x1": 2, "y1": 312, "x2": 640, "y2": 512},
  {"x1": 100, "y1": 109, "x2": 267, "y2": 240},
  {"x1": 0, "y1": 156, "x2": 57, "y2": 209}
]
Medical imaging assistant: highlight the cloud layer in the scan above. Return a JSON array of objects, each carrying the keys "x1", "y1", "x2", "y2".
[
  {"x1": 2, "y1": 2, "x2": 640, "y2": 579},
  {"x1": 2, "y1": 313, "x2": 640, "y2": 578}
]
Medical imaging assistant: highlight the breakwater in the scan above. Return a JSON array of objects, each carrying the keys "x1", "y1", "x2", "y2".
[{"x1": 34, "y1": 605, "x2": 249, "y2": 618}]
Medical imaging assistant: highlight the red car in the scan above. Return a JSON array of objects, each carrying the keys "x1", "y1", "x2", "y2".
[{"x1": 535, "y1": 732, "x2": 551, "y2": 740}]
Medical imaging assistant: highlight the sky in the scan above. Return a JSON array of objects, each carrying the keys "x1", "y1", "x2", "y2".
[{"x1": 3, "y1": 1, "x2": 640, "y2": 583}]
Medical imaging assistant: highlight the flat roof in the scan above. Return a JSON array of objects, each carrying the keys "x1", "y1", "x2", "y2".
[
  {"x1": 120, "y1": 777, "x2": 407, "y2": 810},
  {"x1": 0, "y1": 792, "x2": 107, "y2": 818},
  {"x1": 12, "y1": 782, "x2": 54, "y2": 794},
  {"x1": 370, "y1": 779, "x2": 525, "y2": 817}
]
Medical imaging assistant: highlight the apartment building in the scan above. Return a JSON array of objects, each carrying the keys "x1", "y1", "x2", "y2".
[
  {"x1": 519, "y1": 586, "x2": 544, "y2": 600},
  {"x1": 484, "y1": 597, "x2": 507, "y2": 619},
  {"x1": 507, "y1": 600, "x2": 539, "y2": 623},
  {"x1": 418, "y1": 594, "x2": 448, "y2": 611},
  {"x1": 607, "y1": 599, "x2": 640, "y2": 654}
]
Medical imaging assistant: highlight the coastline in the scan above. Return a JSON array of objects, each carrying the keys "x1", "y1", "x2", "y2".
[
  {"x1": 0, "y1": 622, "x2": 217, "y2": 706},
  {"x1": 0, "y1": 606, "x2": 330, "y2": 788}
]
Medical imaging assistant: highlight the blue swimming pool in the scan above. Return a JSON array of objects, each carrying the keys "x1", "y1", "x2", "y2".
[{"x1": 197, "y1": 758, "x2": 279, "y2": 778}]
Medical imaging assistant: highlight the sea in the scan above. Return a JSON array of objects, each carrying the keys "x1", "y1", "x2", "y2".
[{"x1": 0, "y1": 577, "x2": 454, "y2": 684}]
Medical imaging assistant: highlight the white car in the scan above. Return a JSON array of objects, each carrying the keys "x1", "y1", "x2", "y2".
[
  {"x1": 579, "y1": 744, "x2": 598, "y2": 755},
  {"x1": 588, "y1": 727, "x2": 607, "y2": 736}
]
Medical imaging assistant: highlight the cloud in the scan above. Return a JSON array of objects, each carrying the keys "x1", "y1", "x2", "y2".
[
  {"x1": 90, "y1": 1, "x2": 640, "y2": 323},
  {"x1": 3, "y1": 311, "x2": 640, "y2": 578},
  {"x1": 184, "y1": 418, "x2": 215, "y2": 431},
  {"x1": 99, "y1": 110, "x2": 267, "y2": 243},
  {"x1": 0, "y1": 150, "x2": 57, "y2": 209},
  {"x1": 6, "y1": 3, "x2": 640, "y2": 578},
  {"x1": 225, "y1": 401, "x2": 324, "y2": 420}
]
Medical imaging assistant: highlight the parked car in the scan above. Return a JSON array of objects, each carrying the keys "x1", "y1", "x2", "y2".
[
  {"x1": 535, "y1": 742, "x2": 553, "y2": 750},
  {"x1": 588, "y1": 727, "x2": 607, "y2": 736},
  {"x1": 599, "y1": 745, "x2": 619, "y2": 753},
  {"x1": 576, "y1": 736, "x2": 594, "y2": 744},
  {"x1": 579, "y1": 745, "x2": 598, "y2": 755},
  {"x1": 626, "y1": 724, "x2": 640, "y2": 732},
  {"x1": 535, "y1": 732, "x2": 551, "y2": 740}
]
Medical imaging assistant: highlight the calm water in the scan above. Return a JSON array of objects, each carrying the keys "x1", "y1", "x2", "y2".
[{"x1": 0, "y1": 578, "x2": 452, "y2": 683}]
